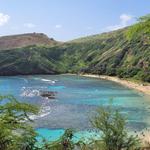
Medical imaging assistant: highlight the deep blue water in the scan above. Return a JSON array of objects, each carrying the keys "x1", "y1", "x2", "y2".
[{"x1": 0, "y1": 75, "x2": 150, "y2": 141}]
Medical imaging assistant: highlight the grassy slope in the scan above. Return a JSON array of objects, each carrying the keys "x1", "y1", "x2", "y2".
[
  {"x1": 58, "y1": 24, "x2": 150, "y2": 82},
  {"x1": 60, "y1": 17, "x2": 150, "y2": 82},
  {"x1": 0, "y1": 16, "x2": 149, "y2": 82}
]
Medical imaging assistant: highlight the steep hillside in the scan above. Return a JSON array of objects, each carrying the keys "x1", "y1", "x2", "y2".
[
  {"x1": 59, "y1": 15, "x2": 150, "y2": 82},
  {"x1": 0, "y1": 33, "x2": 58, "y2": 50},
  {"x1": 61, "y1": 26, "x2": 150, "y2": 82},
  {"x1": 0, "y1": 45, "x2": 64, "y2": 75},
  {"x1": 0, "y1": 15, "x2": 149, "y2": 82}
]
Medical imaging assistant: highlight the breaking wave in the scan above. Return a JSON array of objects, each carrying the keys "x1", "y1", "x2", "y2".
[
  {"x1": 33, "y1": 77, "x2": 57, "y2": 84},
  {"x1": 21, "y1": 87, "x2": 40, "y2": 97},
  {"x1": 41, "y1": 79, "x2": 56, "y2": 84},
  {"x1": 29, "y1": 104, "x2": 52, "y2": 120}
]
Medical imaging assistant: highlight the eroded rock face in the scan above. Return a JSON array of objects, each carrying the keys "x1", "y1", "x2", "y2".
[
  {"x1": 40, "y1": 91, "x2": 57, "y2": 99},
  {"x1": 0, "y1": 33, "x2": 59, "y2": 50}
]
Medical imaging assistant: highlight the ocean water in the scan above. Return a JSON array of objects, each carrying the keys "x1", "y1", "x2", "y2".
[
  {"x1": 36, "y1": 128, "x2": 101, "y2": 144},
  {"x1": 0, "y1": 75, "x2": 150, "y2": 141}
]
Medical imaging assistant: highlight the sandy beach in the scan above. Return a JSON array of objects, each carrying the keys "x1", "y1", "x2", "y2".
[{"x1": 79, "y1": 74, "x2": 150, "y2": 95}]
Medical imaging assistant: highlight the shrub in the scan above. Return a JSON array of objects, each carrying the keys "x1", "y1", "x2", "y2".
[
  {"x1": 91, "y1": 106, "x2": 140, "y2": 150},
  {"x1": 0, "y1": 95, "x2": 39, "y2": 150}
]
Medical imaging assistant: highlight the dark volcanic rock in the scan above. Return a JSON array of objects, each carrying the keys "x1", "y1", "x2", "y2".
[{"x1": 40, "y1": 91, "x2": 57, "y2": 99}]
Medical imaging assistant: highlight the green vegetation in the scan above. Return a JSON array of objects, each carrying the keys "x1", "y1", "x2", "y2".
[
  {"x1": 126, "y1": 14, "x2": 150, "y2": 42},
  {"x1": 90, "y1": 106, "x2": 139, "y2": 150},
  {"x1": 0, "y1": 15, "x2": 149, "y2": 82},
  {"x1": 0, "y1": 95, "x2": 39, "y2": 150},
  {"x1": 43, "y1": 105, "x2": 140, "y2": 150}
]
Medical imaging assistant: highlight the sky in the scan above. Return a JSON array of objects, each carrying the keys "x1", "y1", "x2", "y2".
[{"x1": 0, "y1": 0, "x2": 150, "y2": 41}]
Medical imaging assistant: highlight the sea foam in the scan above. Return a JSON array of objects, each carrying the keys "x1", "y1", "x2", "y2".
[{"x1": 29, "y1": 104, "x2": 52, "y2": 120}]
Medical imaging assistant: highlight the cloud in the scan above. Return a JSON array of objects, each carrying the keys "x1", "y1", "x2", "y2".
[
  {"x1": 24, "y1": 23, "x2": 36, "y2": 28},
  {"x1": 0, "y1": 13, "x2": 10, "y2": 26},
  {"x1": 120, "y1": 14, "x2": 133, "y2": 25},
  {"x1": 55, "y1": 24, "x2": 62, "y2": 29},
  {"x1": 105, "y1": 14, "x2": 133, "y2": 31}
]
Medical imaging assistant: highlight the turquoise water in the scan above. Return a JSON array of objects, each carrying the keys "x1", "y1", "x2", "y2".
[
  {"x1": 36, "y1": 128, "x2": 64, "y2": 142},
  {"x1": 0, "y1": 75, "x2": 150, "y2": 141},
  {"x1": 36, "y1": 128, "x2": 100, "y2": 143}
]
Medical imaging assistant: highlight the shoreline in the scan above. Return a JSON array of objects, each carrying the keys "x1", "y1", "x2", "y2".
[{"x1": 79, "y1": 74, "x2": 150, "y2": 96}]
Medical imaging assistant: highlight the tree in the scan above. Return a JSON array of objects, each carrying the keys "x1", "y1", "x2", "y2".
[
  {"x1": 0, "y1": 95, "x2": 39, "y2": 150},
  {"x1": 91, "y1": 106, "x2": 140, "y2": 150}
]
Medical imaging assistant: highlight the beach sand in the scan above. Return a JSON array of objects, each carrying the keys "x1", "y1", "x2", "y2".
[{"x1": 80, "y1": 74, "x2": 150, "y2": 95}]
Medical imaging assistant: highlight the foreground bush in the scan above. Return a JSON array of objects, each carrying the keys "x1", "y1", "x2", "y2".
[
  {"x1": 90, "y1": 106, "x2": 140, "y2": 150},
  {"x1": 44, "y1": 106, "x2": 140, "y2": 150},
  {"x1": 0, "y1": 95, "x2": 39, "y2": 150}
]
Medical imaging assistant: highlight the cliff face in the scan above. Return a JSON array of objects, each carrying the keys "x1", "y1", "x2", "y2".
[{"x1": 0, "y1": 16, "x2": 149, "y2": 82}]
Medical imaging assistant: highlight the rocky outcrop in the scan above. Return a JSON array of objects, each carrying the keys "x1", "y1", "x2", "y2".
[
  {"x1": 0, "y1": 33, "x2": 59, "y2": 50},
  {"x1": 40, "y1": 91, "x2": 57, "y2": 99}
]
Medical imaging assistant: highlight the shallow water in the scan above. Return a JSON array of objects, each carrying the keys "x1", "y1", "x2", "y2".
[
  {"x1": 36, "y1": 128, "x2": 101, "y2": 143},
  {"x1": 0, "y1": 75, "x2": 150, "y2": 141}
]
